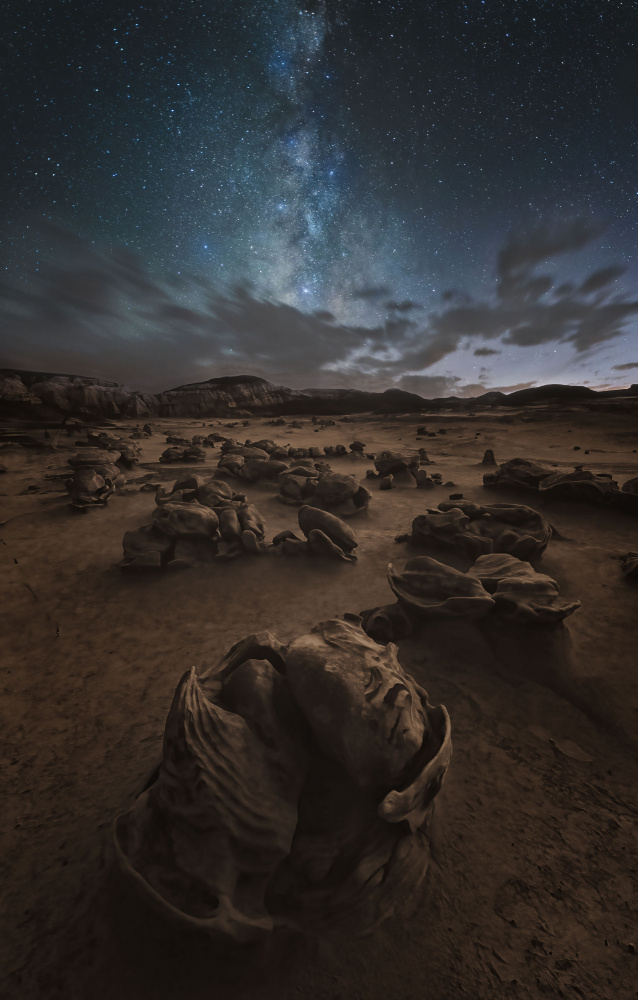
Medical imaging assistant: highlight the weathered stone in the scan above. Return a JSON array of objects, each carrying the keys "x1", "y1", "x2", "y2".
[
  {"x1": 483, "y1": 457, "x2": 553, "y2": 490},
  {"x1": 218, "y1": 508, "x2": 242, "y2": 542},
  {"x1": 285, "y1": 618, "x2": 428, "y2": 788},
  {"x1": 467, "y1": 552, "x2": 580, "y2": 623},
  {"x1": 119, "y1": 550, "x2": 163, "y2": 571},
  {"x1": 122, "y1": 524, "x2": 174, "y2": 561},
  {"x1": 537, "y1": 469, "x2": 620, "y2": 503},
  {"x1": 183, "y1": 445, "x2": 206, "y2": 461},
  {"x1": 152, "y1": 501, "x2": 220, "y2": 538},
  {"x1": 374, "y1": 451, "x2": 420, "y2": 477},
  {"x1": 278, "y1": 473, "x2": 314, "y2": 503},
  {"x1": 237, "y1": 502, "x2": 265, "y2": 540},
  {"x1": 298, "y1": 505, "x2": 358, "y2": 554},
  {"x1": 359, "y1": 603, "x2": 414, "y2": 644},
  {"x1": 407, "y1": 501, "x2": 552, "y2": 560},
  {"x1": 173, "y1": 474, "x2": 206, "y2": 493},
  {"x1": 388, "y1": 556, "x2": 495, "y2": 619},
  {"x1": 114, "y1": 620, "x2": 452, "y2": 939},
  {"x1": 236, "y1": 458, "x2": 289, "y2": 482},
  {"x1": 413, "y1": 470, "x2": 435, "y2": 489},
  {"x1": 160, "y1": 446, "x2": 186, "y2": 463},
  {"x1": 115, "y1": 661, "x2": 308, "y2": 941},
  {"x1": 620, "y1": 552, "x2": 638, "y2": 580}
]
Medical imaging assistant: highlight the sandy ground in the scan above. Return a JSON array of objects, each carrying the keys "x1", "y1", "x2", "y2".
[{"x1": 1, "y1": 405, "x2": 637, "y2": 1000}]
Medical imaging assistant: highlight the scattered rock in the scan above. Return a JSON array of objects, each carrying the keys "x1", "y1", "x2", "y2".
[
  {"x1": 414, "y1": 470, "x2": 435, "y2": 489},
  {"x1": 374, "y1": 451, "x2": 419, "y2": 478}
]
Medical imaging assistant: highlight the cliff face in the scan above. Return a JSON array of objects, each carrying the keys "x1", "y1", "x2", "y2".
[
  {"x1": 156, "y1": 377, "x2": 429, "y2": 417},
  {"x1": 0, "y1": 370, "x2": 157, "y2": 419},
  {"x1": 156, "y1": 375, "x2": 293, "y2": 417},
  {"x1": 1, "y1": 369, "x2": 637, "y2": 421}
]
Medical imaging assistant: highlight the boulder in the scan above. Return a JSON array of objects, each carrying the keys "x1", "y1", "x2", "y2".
[
  {"x1": 285, "y1": 618, "x2": 428, "y2": 788},
  {"x1": 374, "y1": 452, "x2": 420, "y2": 477},
  {"x1": 388, "y1": 556, "x2": 495, "y2": 619},
  {"x1": 467, "y1": 553, "x2": 581, "y2": 623},
  {"x1": 152, "y1": 501, "x2": 220, "y2": 538}
]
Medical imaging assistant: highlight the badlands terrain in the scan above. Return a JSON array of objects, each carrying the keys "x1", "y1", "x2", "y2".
[{"x1": 1, "y1": 401, "x2": 637, "y2": 1000}]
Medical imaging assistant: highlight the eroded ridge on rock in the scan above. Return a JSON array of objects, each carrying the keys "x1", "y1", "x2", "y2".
[
  {"x1": 483, "y1": 457, "x2": 638, "y2": 513},
  {"x1": 114, "y1": 618, "x2": 452, "y2": 939},
  {"x1": 397, "y1": 499, "x2": 552, "y2": 560},
  {"x1": 361, "y1": 552, "x2": 580, "y2": 642}
]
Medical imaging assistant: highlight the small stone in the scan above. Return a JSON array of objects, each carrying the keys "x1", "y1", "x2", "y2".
[
  {"x1": 448, "y1": 493, "x2": 463, "y2": 500},
  {"x1": 379, "y1": 474, "x2": 394, "y2": 490}
]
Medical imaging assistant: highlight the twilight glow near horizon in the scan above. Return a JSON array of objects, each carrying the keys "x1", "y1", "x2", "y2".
[{"x1": 1, "y1": 0, "x2": 638, "y2": 394}]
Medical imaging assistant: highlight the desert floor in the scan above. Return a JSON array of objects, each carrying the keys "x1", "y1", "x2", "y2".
[{"x1": 1, "y1": 405, "x2": 637, "y2": 1000}]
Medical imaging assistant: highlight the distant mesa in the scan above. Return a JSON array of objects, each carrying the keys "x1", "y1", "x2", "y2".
[{"x1": 1, "y1": 368, "x2": 637, "y2": 421}]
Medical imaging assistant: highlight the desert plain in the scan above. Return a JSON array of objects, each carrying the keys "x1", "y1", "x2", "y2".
[{"x1": 1, "y1": 402, "x2": 637, "y2": 1000}]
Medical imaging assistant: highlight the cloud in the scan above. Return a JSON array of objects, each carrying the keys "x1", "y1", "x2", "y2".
[
  {"x1": 350, "y1": 285, "x2": 391, "y2": 300},
  {"x1": 579, "y1": 266, "x2": 626, "y2": 294},
  {"x1": 613, "y1": 361, "x2": 638, "y2": 371},
  {"x1": 384, "y1": 299, "x2": 423, "y2": 313},
  {"x1": 2, "y1": 219, "x2": 636, "y2": 393},
  {"x1": 396, "y1": 374, "x2": 489, "y2": 399},
  {"x1": 488, "y1": 381, "x2": 538, "y2": 394},
  {"x1": 0, "y1": 240, "x2": 383, "y2": 391},
  {"x1": 497, "y1": 218, "x2": 606, "y2": 282}
]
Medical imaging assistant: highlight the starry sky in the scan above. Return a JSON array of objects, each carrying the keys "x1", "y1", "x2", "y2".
[{"x1": 1, "y1": 0, "x2": 638, "y2": 395}]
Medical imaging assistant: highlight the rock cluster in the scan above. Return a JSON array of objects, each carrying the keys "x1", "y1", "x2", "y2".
[
  {"x1": 120, "y1": 476, "x2": 361, "y2": 569},
  {"x1": 361, "y1": 552, "x2": 580, "y2": 642},
  {"x1": 278, "y1": 468, "x2": 371, "y2": 515},
  {"x1": 66, "y1": 451, "x2": 127, "y2": 510},
  {"x1": 484, "y1": 457, "x2": 638, "y2": 513},
  {"x1": 272, "y1": 505, "x2": 359, "y2": 561},
  {"x1": 119, "y1": 476, "x2": 267, "y2": 569},
  {"x1": 397, "y1": 500, "x2": 552, "y2": 560},
  {"x1": 114, "y1": 618, "x2": 452, "y2": 939}
]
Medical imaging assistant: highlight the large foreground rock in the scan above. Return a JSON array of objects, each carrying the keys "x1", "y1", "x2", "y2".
[{"x1": 114, "y1": 619, "x2": 452, "y2": 939}]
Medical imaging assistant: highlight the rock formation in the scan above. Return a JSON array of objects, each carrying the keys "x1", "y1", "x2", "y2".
[
  {"x1": 397, "y1": 500, "x2": 552, "y2": 560},
  {"x1": 114, "y1": 618, "x2": 452, "y2": 939},
  {"x1": 361, "y1": 552, "x2": 580, "y2": 641},
  {"x1": 3, "y1": 368, "x2": 638, "y2": 420}
]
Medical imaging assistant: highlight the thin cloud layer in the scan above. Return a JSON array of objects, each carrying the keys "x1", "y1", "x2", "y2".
[{"x1": 0, "y1": 220, "x2": 635, "y2": 393}]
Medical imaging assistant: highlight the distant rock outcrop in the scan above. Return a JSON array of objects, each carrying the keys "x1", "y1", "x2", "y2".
[
  {"x1": 2, "y1": 368, "x2": 638, "y2": 421},
  {"x1": 0, "y1": 370, "x2": 156, "y2": 419}
]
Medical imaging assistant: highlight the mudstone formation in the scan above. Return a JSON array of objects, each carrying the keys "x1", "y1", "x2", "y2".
[{"x1": 114, "y1": 618, "x2": 452, "y2": 940}]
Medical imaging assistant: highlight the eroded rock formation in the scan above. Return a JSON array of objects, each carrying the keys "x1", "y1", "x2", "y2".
[
  {"x1": 114, "y1": 618, "x2": 452, "y2": 939},
  {"x1": 361, "y1": 552, "x2": 580, "y2": 641},
  {"x1": 397, "y1": 500, "x2": 552, "y2": 560}
]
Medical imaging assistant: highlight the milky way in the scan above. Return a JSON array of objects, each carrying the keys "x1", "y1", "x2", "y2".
[{"x1": 1, "y1": 1, "x2": 637, "y2": 393}]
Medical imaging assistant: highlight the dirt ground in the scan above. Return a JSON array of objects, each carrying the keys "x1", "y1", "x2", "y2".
[{"x1": 1, "y1": 405, "x2": 637, "y2": 1000}]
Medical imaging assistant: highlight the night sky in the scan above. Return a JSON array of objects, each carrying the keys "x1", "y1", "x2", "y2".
[{"x1": 1, "y1": 1, "x2": 638, "y2": 395}]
